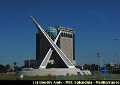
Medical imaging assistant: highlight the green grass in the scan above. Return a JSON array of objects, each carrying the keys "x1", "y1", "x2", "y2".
[
  {"x1": 0, "y1": 74, "x2": 18, "y2": 80},
  {"x1": 0, "y1": 72, "x2": 120, "y2": 80}
]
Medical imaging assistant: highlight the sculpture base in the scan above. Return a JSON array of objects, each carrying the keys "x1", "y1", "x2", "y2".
[{"x1": 17, "y1": 68, "x2": 91, "y2": 76}]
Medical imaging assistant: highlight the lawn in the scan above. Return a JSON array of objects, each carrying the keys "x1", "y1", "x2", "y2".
[{"x1": 0, "y1": 72, "x2": 120, "y2": 80}]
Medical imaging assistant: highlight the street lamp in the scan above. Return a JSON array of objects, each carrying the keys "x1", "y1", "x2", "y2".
[
  {"x1": 97, "y1": 52, "x2": 100, "y2": 71},
  {"x1": 113, "y1": 38, "x2": 119, "y2": 65}
]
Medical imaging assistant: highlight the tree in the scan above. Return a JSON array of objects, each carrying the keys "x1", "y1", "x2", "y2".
[
  {"x1": 0, "y1": 64, "x2": 7, "y2": 73},
  {"x1": 13, "y1": 62, "x2": 17, "y2": 66},
  {"x1": 83, "y1": 64, "x2": 88, "y2": 70},
  {"x1": 91, "y1": 64, "x2": 96, "y2": 71},
  {"x1": 6, "y1": 64, "x2": 10, "y2": 71}
]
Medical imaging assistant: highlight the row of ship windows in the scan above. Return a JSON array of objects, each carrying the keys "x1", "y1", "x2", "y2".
[{"x1": 61, "y1": 32, "x2": 73, "y2": 38}]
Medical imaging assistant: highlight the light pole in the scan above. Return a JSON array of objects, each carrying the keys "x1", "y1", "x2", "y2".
[
  {"x1": 12, "y1": 56, "x2": 14, "y2": 71},
  {"x1": 113, "y1": 38, "x2": 119, "y2": 65},
  {"x1": 94, "y1": 37, "x2": 101, "y2": 71},
  {"x1": 97, "y1": 52, "x2": 100, "y2": 71}
]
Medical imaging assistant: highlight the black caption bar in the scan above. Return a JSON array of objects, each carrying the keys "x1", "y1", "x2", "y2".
[{"x1": 0, "y1": 80, "x2": 120, "y2": 85}]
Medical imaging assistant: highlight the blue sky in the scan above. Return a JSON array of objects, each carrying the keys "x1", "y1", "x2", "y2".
[{"x1": 0, "y1": 0, "x2": 120, "y2": 66}]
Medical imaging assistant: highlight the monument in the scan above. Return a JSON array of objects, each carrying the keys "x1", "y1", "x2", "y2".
[{"x1": 18, "y1": 16, "x2": 91, "y2": 76}]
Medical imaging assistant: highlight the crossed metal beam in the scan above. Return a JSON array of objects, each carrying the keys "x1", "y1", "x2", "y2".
[
  {"x1": 39, "y1": 31, "x2": 62, "y2": 68},
  {"x1": 31, "y1": 16, "x2": 75, "y2": 68}
]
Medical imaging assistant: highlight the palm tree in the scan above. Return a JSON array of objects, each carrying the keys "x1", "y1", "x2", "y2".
[
  {"x1": 13, "y1": 62, "x2": 17, "y2": 71},
  {"x1": 13, "y1": 62, "x2": 17, "y2": 66}
]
